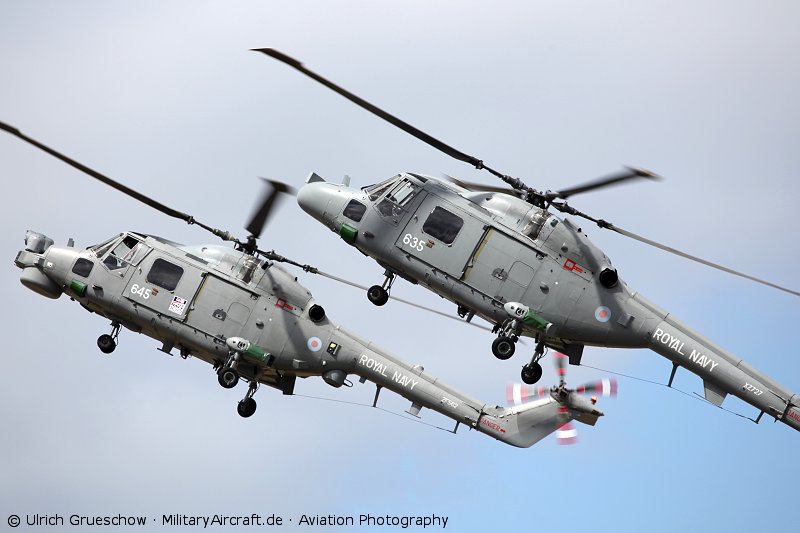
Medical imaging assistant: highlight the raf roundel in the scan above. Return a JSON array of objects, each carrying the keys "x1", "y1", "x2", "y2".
[
  {"x1": 307, "y1": 336, "x2": 323, "y2": 352},
  {"x1": 594, "y1": 306, "x2": 611, "y2": 323}
]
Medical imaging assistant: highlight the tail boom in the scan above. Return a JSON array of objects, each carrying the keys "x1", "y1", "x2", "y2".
[{"x1": 634, "y1": 294, "x2": 800, "y2": 432}]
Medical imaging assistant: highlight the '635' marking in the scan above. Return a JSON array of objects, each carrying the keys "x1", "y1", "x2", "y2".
[{"x1": 402, "y1": 233, "x2": 426, "y2": 252}]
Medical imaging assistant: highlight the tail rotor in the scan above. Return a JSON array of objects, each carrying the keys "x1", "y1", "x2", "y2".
[{"x1": 506, "y1": 352, "x2": 617, "y2": 445}]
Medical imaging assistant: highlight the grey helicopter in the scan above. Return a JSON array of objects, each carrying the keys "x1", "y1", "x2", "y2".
[
  {"x1": 256, "y1": 48, "x2": 800, "y2": 434},
  {"x1": 2, "y1": 120, "x2": 615, "y2": 448}
]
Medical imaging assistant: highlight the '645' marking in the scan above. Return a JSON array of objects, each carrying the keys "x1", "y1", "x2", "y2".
[{"x1": 130, "y1": 283, "x2": 152, "y2": 299}]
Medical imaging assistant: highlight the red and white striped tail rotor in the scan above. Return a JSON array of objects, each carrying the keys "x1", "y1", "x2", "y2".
[
  {"x1": 507, "y1": 352, "x2": 617, "y2": 445},
  {"x1": 555, "y1": 352, "x2": 567, "y2": 386},
  {"x1": 556, "y1": 422, "x2": 578, "y2": 445},
  {"x1": 556, "y1": 406, "x2": 577, "y2": 445},
  {"x1": 576, "y1": 378, "x2": 618, "y2": 397},
  {"x1": 506, "y1": 383, "x2": 550, "y2": 406}
]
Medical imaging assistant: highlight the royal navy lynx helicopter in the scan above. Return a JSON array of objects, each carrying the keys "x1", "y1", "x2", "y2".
[
  {"x1": 2, "y1": 120, "x2": 615, "y2": 448},
  {"x1": 256, "y1": 48, "x2": 800, "y2": 434}
]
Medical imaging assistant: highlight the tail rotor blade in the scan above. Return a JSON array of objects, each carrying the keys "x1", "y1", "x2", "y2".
[
  {"x1": 556, "y1": 422, "x2": 578, "y2": 445},
  {"x1": 506, "y1": 383, "x2": 549, "y2": 406},
  {"x1": 556, "y1": 406, "x2": 578, "y2": 445},
  {"x1": 554, "y1": 352, "x2": 567, "y2": 386},
  {"x1": 576, "y1": 378, "x2": 618, "y2": 397}
]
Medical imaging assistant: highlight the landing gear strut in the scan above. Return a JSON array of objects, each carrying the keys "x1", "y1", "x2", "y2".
[
  {"x1": 97, "y1": 321, "x2": 120, "y2": 354},
  {"x1": 521, "y1": 341, "x2": 546, "y2": 385},
  {"x1": 217, "y1": 351, "x2": 240, "y2": 389},
  {"x1": 367, "y1": 270, "x2": 394, "y2": 306},
  {"x1": 237, "y1": 381, "x2": 259, "y2": 418}
]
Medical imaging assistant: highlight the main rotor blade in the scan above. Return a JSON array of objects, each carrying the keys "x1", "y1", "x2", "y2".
[
  {"x1": 443, "y1": 174, "x2": 520, "y2": 196},
  {"x1": 254, "y1": 48, "x2": 533, "y2": 192},
  {"x1": 262, "y1": 249, "x2": 494, "y2": 332},
  {"x1": 548, "y1": 166, "x2": 661, "y2": 200},
  {"x1": 608, "y1": 224, "x2": 800, "y2": 297},
  {"x1": 0, "y1": 120, "x2": 236, "y2": 243},
  {"x1": 245, "y1": 178, "x2": 296, "y2": 239},
  {"x1": 551, "y1": 200, "x2": 800, "y2": 297}
]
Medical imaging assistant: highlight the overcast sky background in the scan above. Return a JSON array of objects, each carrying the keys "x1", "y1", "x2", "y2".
[{"x1": 1, "y1": 1, "x2": 798, "y2": 531}]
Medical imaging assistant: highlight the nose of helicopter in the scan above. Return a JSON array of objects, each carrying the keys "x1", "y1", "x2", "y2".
[
  {"x1": 15, "y1": 231, "x2": 80, "y2": 299},
  {"x1": 297, "y1": 181, "x2": 354, "y2": 230}
]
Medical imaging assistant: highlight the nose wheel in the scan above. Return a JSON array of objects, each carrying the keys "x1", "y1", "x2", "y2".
[
  {"x1": 367, "y1": 270, "x2": 395, "y2": 306},
  {"x1": 218, "y1": 366, "x2": 240, "y2": 388},
  {"x1": 97, "y1": 322, "x2": 120, "y2": 354},
  {"x1": 491, "y1": 336, "x2": 516, "y2": 360},
  {"x1": 492, "y1": 318, "x2": 521, "y2": 360}
]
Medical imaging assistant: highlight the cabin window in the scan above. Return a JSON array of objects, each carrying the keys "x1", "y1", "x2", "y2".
[
  {"x1": 422, "y1": 206, "x2": 463, "y2": 245},
  {"x1": 102, "y1": 236, "x2": 144, "y2": 271},
  {"x1": 72, "y1": 258, "x2": 94, "y2": 277},
  {"x1": 342, "y1": 199, "x2": 367, "y2": 222},
  {"x1": 146, "y1": 258, "x2": 184, "y2": 291}
]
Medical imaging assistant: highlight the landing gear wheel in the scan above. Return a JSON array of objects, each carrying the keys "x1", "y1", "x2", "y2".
[
  {"x1": 237, "y1": 398, "x2": 257, "y2": 418},
  {"x1": 97, "y1": 334, "x2": 116, "y2": 354},
  {"x1": 521, "y1": 363, "x2": 543, "y2": 385},
  {"x1": 217, "y1": 367, "x2": 240, "y2": 389},
  {"x1": 367, "y1": 285, "x2": 389, "y2": 306},
  {"x1": 491, "y1": 336, "x2": 516, "y2": 360}
]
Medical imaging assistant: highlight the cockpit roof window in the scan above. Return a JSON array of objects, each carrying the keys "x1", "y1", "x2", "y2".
[
  {"x1": 376, "y1": 179, "x2": 421, "y2": 221},
  {"x1": 384, "y1": 179, "x2": 418, "y2": 207},
  {"x1": 364, "y1": 175, "x2": 400, "y2": 201},
  {"x1": 89, "y1": 235, "x2": 121, "y2": 258}
]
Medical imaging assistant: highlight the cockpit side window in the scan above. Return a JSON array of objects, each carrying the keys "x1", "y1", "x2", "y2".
[
  {"x1": 342, "y1": 199, "x2": 367, "y2": 222},
  {"x1": 102, "y1": 235, "x2": 145, "y2": 271}
]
